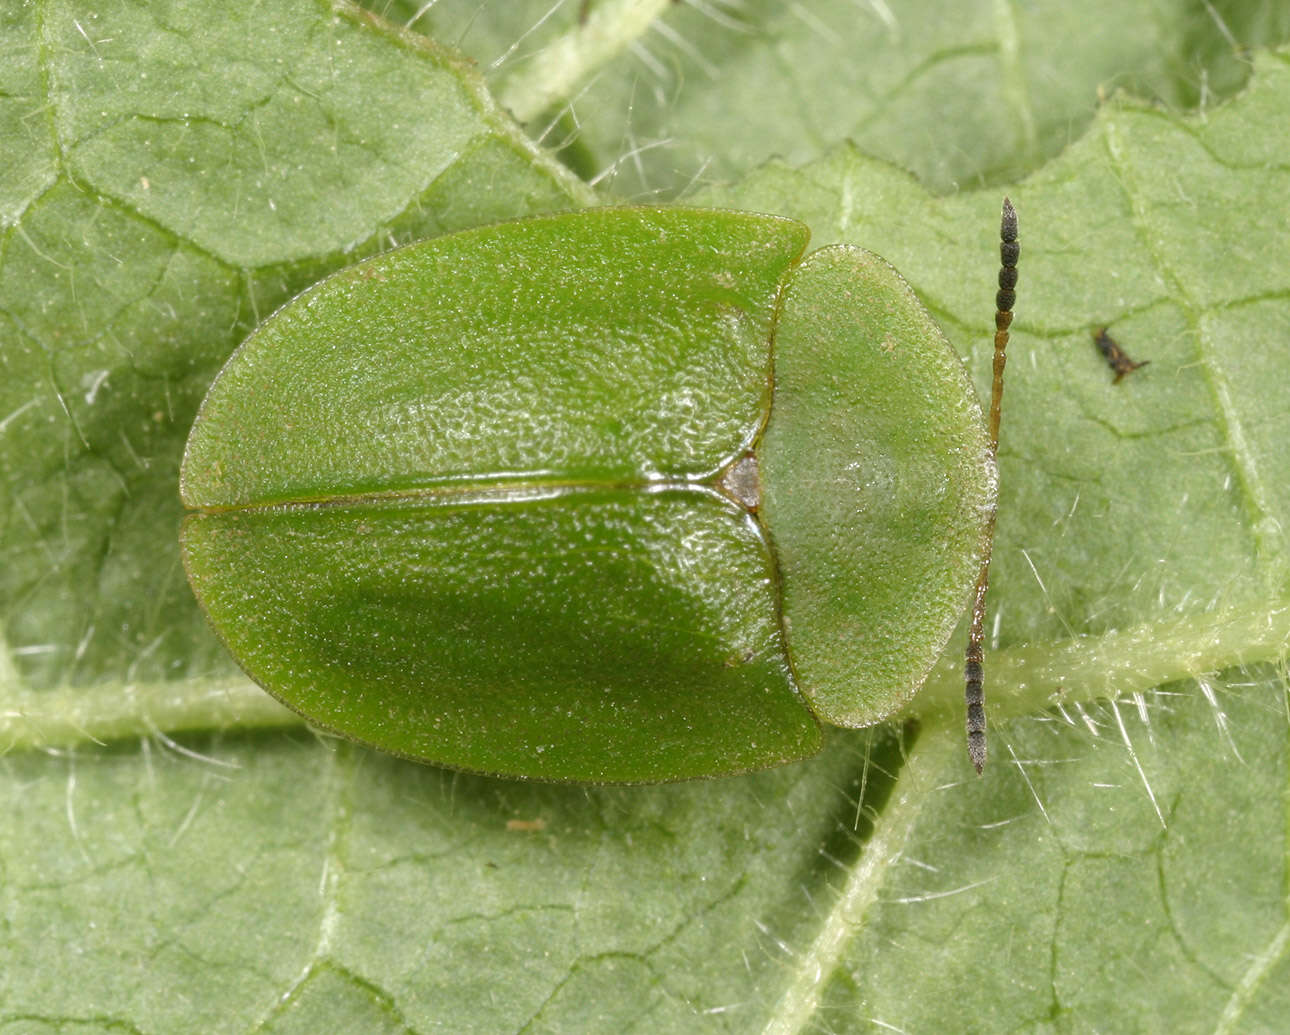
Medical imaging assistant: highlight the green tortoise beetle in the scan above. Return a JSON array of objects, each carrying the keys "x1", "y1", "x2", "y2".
[{"x1": 180, "y1": 201, "x2": 1018, "y2": 782}]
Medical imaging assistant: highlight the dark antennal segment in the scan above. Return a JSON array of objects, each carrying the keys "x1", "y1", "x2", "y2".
[{"x1": 965, "y1": 197, "x2": 1018, "y2": 774}]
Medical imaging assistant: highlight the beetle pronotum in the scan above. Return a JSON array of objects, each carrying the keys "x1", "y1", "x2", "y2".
[{"x1": 180, "y1": 202, "x2": 1018, "y2": 782}]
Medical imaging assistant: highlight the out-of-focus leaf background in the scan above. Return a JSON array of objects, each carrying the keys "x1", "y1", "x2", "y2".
[{"x1": 2, "y1": 1, "x2": 1288, "y2": 1030}]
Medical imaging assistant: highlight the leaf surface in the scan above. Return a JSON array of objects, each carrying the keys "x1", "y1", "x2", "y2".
[
  {"x1": 2, "y1": 3, "x2": 1289, "y2": 1032},
  {"x1": 393, "y1": 0, "x2": 1290, "y2": 196}
]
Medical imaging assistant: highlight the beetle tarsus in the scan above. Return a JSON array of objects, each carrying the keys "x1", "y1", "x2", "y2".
[{"x1": 965, "y1": 197, "x2": 1018, "y2": 775}]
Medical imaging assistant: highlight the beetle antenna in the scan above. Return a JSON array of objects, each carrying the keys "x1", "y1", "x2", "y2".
[{"x1": 965, "y1": 197, "x2": 1018, "y2": 774}]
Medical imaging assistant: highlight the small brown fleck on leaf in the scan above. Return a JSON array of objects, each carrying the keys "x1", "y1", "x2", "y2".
[{"x1": 1093, "y1": 327, "x2": 1149, "y2": 383}]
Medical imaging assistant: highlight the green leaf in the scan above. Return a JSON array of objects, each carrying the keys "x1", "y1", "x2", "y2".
[
  {"x1": 3, "y1": 3, "x2": 1289, "y2": 1031},
  {"x1": 393, "y1": 0, "x2": 1290, "y2": 195}
]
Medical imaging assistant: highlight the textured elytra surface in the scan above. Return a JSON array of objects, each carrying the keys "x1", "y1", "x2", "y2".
[
  {"x1": 181, "y1": 208, "x2": 835, "y2": 781},
  {"x1": 180, "y1": 209, "x2": 806, "y2": 508},
  {"x1": 183, "y1": 491, "x2": 820, "y2": 782},
  {"x1": 2, "y1": 3, "x2": 1289, "y2": 1032}
]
